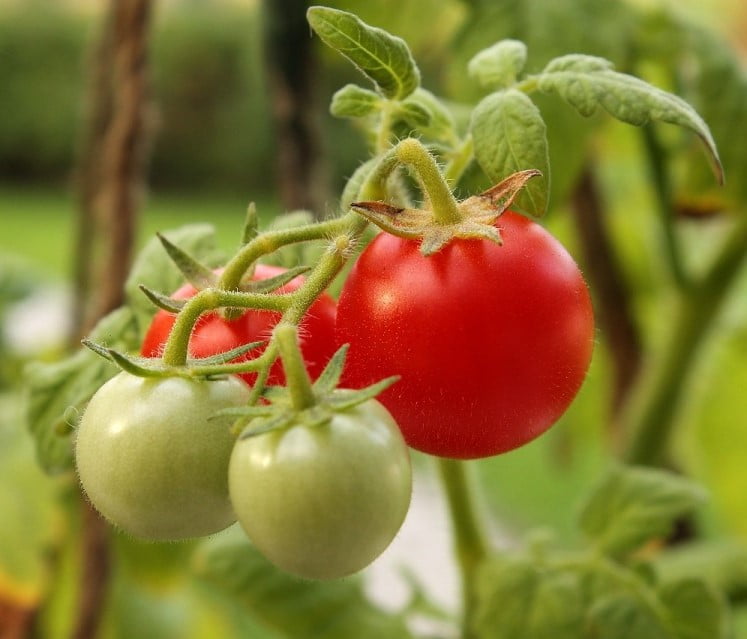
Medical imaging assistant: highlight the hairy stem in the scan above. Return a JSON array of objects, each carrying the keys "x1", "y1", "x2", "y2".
[
  {"x1": 275, "y1": 324, "x2": 316, "y2": 410},
  {"x1": 438, "y1": 459, "x2": 490, "y2": 638},
  {"x1": 396, "y1": 138, "x2": 461, "y2": 224},
  {"x1": 624, "y1": 216, "x2": 747, "y2": 465}
]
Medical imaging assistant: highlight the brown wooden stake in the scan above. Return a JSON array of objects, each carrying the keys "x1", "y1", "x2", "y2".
[{"x1": 68, "y1": 1, "x2": 155, "y2": 638}]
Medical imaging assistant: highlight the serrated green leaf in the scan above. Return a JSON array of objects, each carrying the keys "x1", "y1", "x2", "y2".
[
  {"x1": 194, "y1": 527, "x2": 413, "y2": 639},
  {"x1": 402, "y1": 88, "x2": 458, "y2": 144},
  {"x1": 394, "y1": 99, "x2": 432, "y2": 129},
  {"x1": 587, "y1": 593, "x2": 670, "y2": 639},
  {"x1": 653, "y1": 540, "x2": 747, "y2": 601},
  {"x1": 535, "y1": 54, "x2": 723, "y2": 183},
  {"x1": 125, "y1": 224, "x2": 224, "y2": 333},
  {"x1": 472, "y1": 556, "x2": 585, "y2": 639},
  {"x1": 307, "y1": 6, "x2": 420, "y2": 100},
  {"x1": 468, "y1": 39, "x2": 528, "y2": 90},
  {"x1": 330, "y1": 84, "x2": 382, "y2": 118},
  {"x1": 659, "y1": 578, "x2": 728, "y2": 639},
  {"x1": 25, "y1": 308, "x2": 138, "y2": 474},
  {"x1": 470, "y1": 89, "x2": 549, "y2": 216},
  {"x1": 685, "y1": 24, "x2": 747, "y2": 210},
  {"x1": 577, "y1": 465, "x2": 707, "y2": 559}
]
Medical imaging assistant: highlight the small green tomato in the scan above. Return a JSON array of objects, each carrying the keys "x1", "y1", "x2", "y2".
[
  {"x1": 75, "y1": 372, "x2": 250, "y2": 540},
  {"x1": 228, "y1": 399, "x2": 412, "y2": 580}
]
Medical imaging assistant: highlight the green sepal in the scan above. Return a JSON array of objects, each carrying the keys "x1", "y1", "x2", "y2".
[
  {"x1": 157, "y1": 232, "x2": 218, "y2": 290},
  {"x1": 226, "y1": 345, "x2": 399, "y2": 442},
  {"x1": 327, "y1": 377, "x2": 399, "y2": 411},
  {"x1": 240, "y1": 265, "x2": 310, "y2": 294},
  {"x1": 138, "y1": 284, "x2": 186, "y2": 313},
  {"x1": 188, "y1": 340, "x2": 266, "y2": 365},
  {"x1": 81, "y1": 341, "x2": 169, "y2": 378},
  {"x1": 312, "y1": 344, "x2": 349, "y2": 395},
  {"x1": 82, "y1": 339, "x2": 266, "y2": 378},
  {"x1": 241, "y1": 202, "x2": 259, "y2": 245},
  {"x1": 237, "y1": 412, "x2": 296, "y2": 440}
]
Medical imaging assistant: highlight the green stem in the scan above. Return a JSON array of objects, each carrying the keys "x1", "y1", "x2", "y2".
[
  {"x1": 219, "y1": 216, "x2": 350, "y2": 291},
  {"x1": 161, "y1": 289, "x2": 290, "y2": 367},
  {"x1": 443, "y1": 135, "x2": 475, "y2": 186},
  {"x1": 395, "y1": 138, "x2": 461, "y2": 225},
  {"x1": 437, "y1": 458, "x2": 490, "y2": 637},
  {"x1": 274, "y1": 323, "x2": 316, "y2": 410},
  {"x1": 640, "y1": 126, "x2": 689, "y2": 290},
  {"x1": 624, "y1": 216, "x2": 747, "y2": 465},
  {"x1": 375, "y1": 102, "x2": 395, "y2": 154}
]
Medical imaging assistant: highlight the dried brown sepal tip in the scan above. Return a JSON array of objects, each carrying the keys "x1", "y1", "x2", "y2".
[{"x1": 352, "y1": 169, "x2": 541, "y2": 256}]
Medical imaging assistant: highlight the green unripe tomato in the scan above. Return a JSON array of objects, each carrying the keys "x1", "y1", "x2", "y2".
[
  {"x1": 75, "y1": 372, "x2": 250, "y2": 541},
  {"x1": 228, "y1": 399, "x2": 412, "y2": 580}
]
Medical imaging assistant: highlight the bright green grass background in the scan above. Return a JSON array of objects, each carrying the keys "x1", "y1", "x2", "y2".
[{"x1": 0, "y1": 186, "x2": 280, "y2": 280}]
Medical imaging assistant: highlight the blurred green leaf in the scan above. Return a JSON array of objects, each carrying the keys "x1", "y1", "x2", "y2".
[
  {"x1": 659, "y1": 578, "x2": 727, "y2": 639},
  {"x1": 193, "y1": 527, "x2": 413, "y2": 639},
  {"x1": 468, "y1": 40, "x2": 527, "y2": 90},
  {"x1": 307, "y1": 6, "x2": 420, "y2": 101},
  {"x1": 470, "y1": 89, "x2": 549, "y2": 216},
  {"x1": 0, "y1": 392, "x2": 57, "y2": 606},
  {"x1": 654, "y1": 540, "x2": 747, "y2": 602},
  {"x1": 473, "y1": 556, "x2": 585, "y2": 639},
  {"x1": 578, "y1": 465, "x2": 707, "y2": 559},
  {"x1": 25, "y1": 307, "x2": 138, "y2": 474},
  {"x1": 587, "y1": 592, "x2": 669, "y2": 639},
  {"x1": 330, "y1": 84, "x2": 382, "y2": 118}
]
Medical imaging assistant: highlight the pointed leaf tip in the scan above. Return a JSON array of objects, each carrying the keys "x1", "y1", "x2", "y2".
[{"x1": 307, "y1": 6, "x2": 420, "y2": 100}]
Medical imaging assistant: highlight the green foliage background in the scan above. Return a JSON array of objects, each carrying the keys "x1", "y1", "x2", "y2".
[{"x1": 1, "y1": 0, "x2": 747, "y2": 637}]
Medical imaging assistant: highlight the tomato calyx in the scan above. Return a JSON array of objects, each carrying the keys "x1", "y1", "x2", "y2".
[
  {"x1": 353, "y1": 168, "x2": 541, "y2": 255},
  {"x1": 83, "y1": 337, "x2": 267, "y2": 380},
  {"x1": 217, "y1": 337, "x2": 398, "y2": 441}
]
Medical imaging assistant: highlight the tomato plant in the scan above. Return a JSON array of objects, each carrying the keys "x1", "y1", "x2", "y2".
[
  {"x1": 336, "y1": 211, "x2": 595, "y2": 459},
  {"x1": 140, "y1": 264, "x2": 337, "y2": 385},
  {"x1": 75, "y1": 371, "x2": 250, "y2": 540},
  {"x1": 228, "y1": 397, "x2": 412, "y2": 580}
]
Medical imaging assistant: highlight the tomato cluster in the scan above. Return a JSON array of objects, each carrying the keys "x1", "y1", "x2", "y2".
[{"x1": 76, "y1": 212, "x2": 593, "y2": 579}]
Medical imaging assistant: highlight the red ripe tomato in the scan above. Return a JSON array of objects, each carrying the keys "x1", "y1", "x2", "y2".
[
  {"x1": 141, "y1": 264, "x2": 337, "y2": 385},
  {"x1": 336, "y1": 211, "x2": 594, "y2": 459}
]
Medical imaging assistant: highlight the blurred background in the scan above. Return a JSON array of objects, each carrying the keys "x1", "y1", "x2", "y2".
[{"x1": 1, "y1": 0, "x2": 747, "y2": 637}]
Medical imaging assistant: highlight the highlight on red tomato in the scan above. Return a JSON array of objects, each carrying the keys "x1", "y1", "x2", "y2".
[
  {"x1": 140, "y1": 264, "x2": 337, "y2": 385},
  {"x1": 336, "y1": 211, "x2": 595, "y2": 460}
]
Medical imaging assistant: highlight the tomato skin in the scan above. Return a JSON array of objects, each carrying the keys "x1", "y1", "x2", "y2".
[
  {"x1": 228, "y1": 400, "x2": 412, "y2": 580},
  {"x1": 75, "y1": 372, "x2": 250, "y2": 540},
  {"x1": 336, "y1": 211, "x2": 595, "y2": 459},
  {"x1": 140, "y1": 264, "x2": 337, "y2": 385}
]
